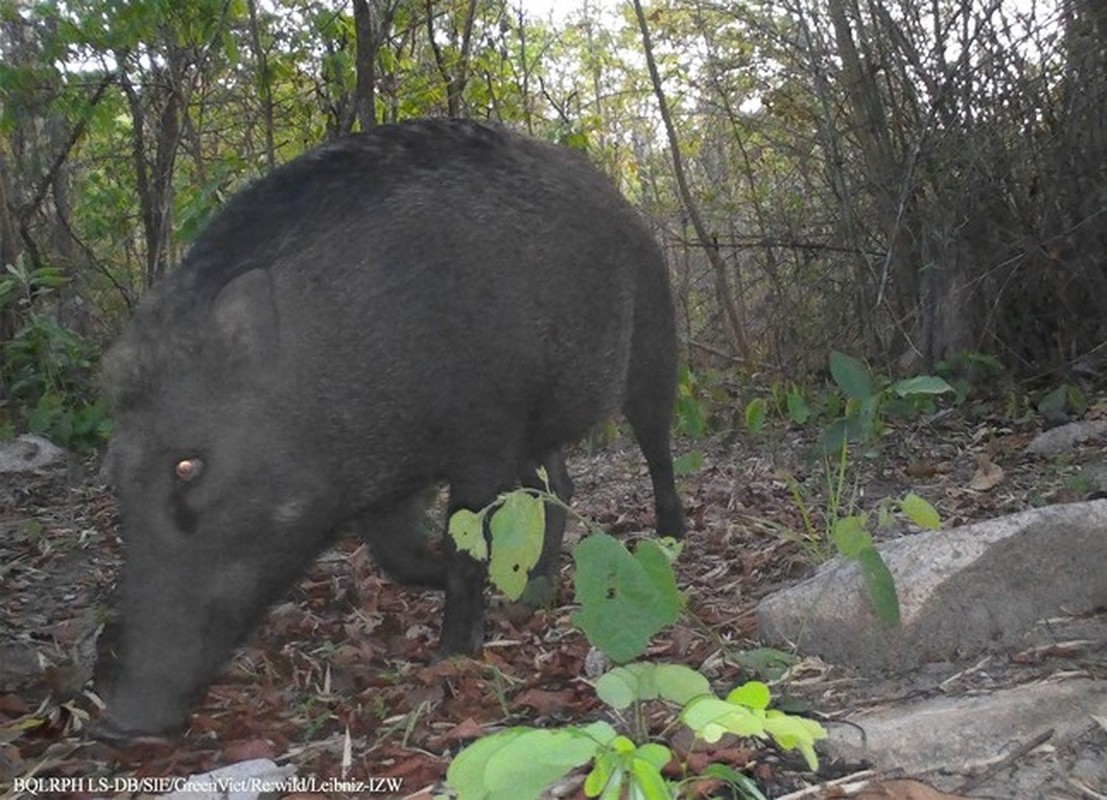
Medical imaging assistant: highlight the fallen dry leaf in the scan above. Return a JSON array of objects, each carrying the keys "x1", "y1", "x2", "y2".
[
  {"x1": 969, "y1": 453, "x2": 1004, "y2": 491},
  {"x1": 905, "y1": 461, "x2": 938, "y2": 478},
  {"x1": 222, "y1": 737, "x2": 276, "y2": 762},
  {"x1": 513, "y1": 687, "x2": 576, "y2": 714}
]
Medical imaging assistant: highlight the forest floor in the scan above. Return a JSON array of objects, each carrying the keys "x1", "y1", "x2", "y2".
[{"x1": 1, "y1": 400, "x2": 1106, "y2": 799}]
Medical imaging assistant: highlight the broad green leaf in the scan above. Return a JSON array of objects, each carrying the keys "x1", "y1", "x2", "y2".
[
  {"x1": 673, "y1": 450, "x2": 704, "y2": 476},
  {"x1": 899, "y1": 492, "x2": 940, "y2": 529},
  {"x1": 488, "y1": 491, "x2": 546, "y2": 600},
  {"x1": 787, "y1": 391, "x2": 811, "y2": 424},
  {"x1": 448, "y1": 508, "x2": 487, "y2": 561},
  {"x1": 447, "y1": 722, "x2": 616, "y2": 800},
  {"x1": 675, "y1": 394, "x2": 707, "y2": 438},
  {"x1": 584, "y1": 749, "x2": 621, "y2": 799},
  {"x1": 726, "y1": 681, "x2": 771, "y2": 711},
  {"x1": 1038, "y1": 384, "x2": 1068, "y2": 418},
  {"x1": 595, "y1": 663, "x2": 710, "y2": 709},
  {"x1": 745, "y1": 397, "x2": 767, "y2": 432},
  {"x1": 734, "y1": 647, "x2": 797, "y2": 681},
  {"x1": 891, "y1": 375, "x2": 955, "y2": 397},
  {"x1": 629, "y1": 751, "x2": 671, "y2": 800},
  {"x1": 571, "y1": 535, "x2": 681, "y2": 663},
  {"x1": 829, "y1": 351, "x2": 875, "y2": 400},
  {"x1": 763, "y1": 711, "x2": 828, "y2": 771},
  {"x1": 858, "y1": 546, "x2": 901, "y2": 626},
  {"x1": 634, "y1": 743, "x2": 672, "y2": 770},
  {"x1": 681, "y1": 696, "x2": 766, "y2": 742},
  {"x1": 831, "y1": 516, "x2": 871, "y2": 559}
]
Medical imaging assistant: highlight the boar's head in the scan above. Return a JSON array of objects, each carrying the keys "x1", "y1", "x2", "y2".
[{"x1": 97, "y1": 268, "x2": 340, "y2": 737}]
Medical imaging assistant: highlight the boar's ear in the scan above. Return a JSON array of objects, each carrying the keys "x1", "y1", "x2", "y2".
[{"x1": 210, "y1": 268, "x2": 279, "y2": 373}]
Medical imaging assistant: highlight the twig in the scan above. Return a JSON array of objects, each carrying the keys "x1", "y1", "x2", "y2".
[
  {"x1": 773, "y1": 770, "x2": 880, "y2": 799},
  {"x1": 954, "y1": 727, "x2": 1054, "y2": 794}
]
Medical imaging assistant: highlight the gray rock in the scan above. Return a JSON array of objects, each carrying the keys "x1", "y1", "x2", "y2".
[
  {"x1": 757, "y1": 501, "x2": 1107, "y2": 672},
  {"x1": 0, "y1": 434, "x2": 66, "y2": 473},
  {"x1": 824, "y1": 679, "x2": 1107, "y2": 777},
  {"x1": 1025, "y1": 420, "x2": 1107, "y2": 457}
]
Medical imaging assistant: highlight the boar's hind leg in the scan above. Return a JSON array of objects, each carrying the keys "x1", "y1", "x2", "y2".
[
  {"x1": 624, "y1": 288, "x2": 686, "y2": 539},
  {"x1": 518, "y1": 451, "x2": 573, "y2": 606},
  {"x1": 358, "y1": 494, "x2": 447, "y2": 589}
]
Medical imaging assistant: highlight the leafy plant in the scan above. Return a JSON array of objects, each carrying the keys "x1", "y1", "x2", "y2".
[
  {"x1": 934, "y1": 349, "x2": 1005, "y2": 403},
  {"x1": 821, "y1": 351, "x2": 954, "y2": 453},
  {"x1": 744, "y1": 397, "x2": 767, "y2": 433},
  {"x1": 448, "y1": 474, "x2": 683, "y2": 663},
  {"x1": 0, "y1": 257, "x2": 110, "y2": 450},
  {"x1": 787, "y1": 444, "x2": 940, "y2": 625},
  {"x1": 674, "y1": 365, "x2": 708, "y2": 438},
  {"x1": 444, "y1": 663, "x2": 827, "y2": 800}
]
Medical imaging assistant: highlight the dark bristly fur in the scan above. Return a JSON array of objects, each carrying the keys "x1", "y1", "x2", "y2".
[{"x1": 98, "y1": 118, "x2": 685, "y2": 739}]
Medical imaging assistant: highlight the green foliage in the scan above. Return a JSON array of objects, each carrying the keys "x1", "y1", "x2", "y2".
[
  {"x1": 744, "y1": 397, "x2": 767, "y2": 432},
  {"x1": 444, "y1": 663, "x2": 827, "y2": 800},
  {"x1": 681, "y1": 680, "x2": 826, "y2": 772},
  {"x1": 445, "y1": 721, "x2": 618, "y2": 800},
  {"x1": 572, "y1": 534, "x2": 682, "y2": 663},
  {"x1": 595, "y1": 662, "x2": 711, "y2": 709},
  {"x1": 0, "y1": 259, "x2": 109, "y2": 450},
  {"x1": 672, "y1": 450, "x2": 703, "y2": 477},
  {"x1": 447, "y1": 478, "x2": 682, "y2": 660},
  {"x1": 787, "y1": 442, "x2": 941, "y2": 626},
  {"x1": 446, "y1": 486, "x2": 548, "y2": 601},
  {"x1": 821, "y1": 351, "x2": 954, "y2": 453},
  {"x1": 674, "y1": 365, "x2": 708, "y2": 438},
  {"x1": 785, "y1": 388, "x2": 811, "y2": 424},
  {"x1": 934, "y1": 350, "x2": 1006, "y2": 403},
  {"x1": 1037, "y1": 382, "x2": 1086, "y2": 424},
  {"x1": 444, "y1": 482, "x2": 826, "y2": 800}
]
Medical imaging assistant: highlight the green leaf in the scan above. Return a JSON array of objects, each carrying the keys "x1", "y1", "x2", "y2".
[
  {"x1": 787, "y1": 390, "x2": 810, "y2": 424},
  {"x1": 584, "y1": 749, "x2": 620, "y2": 799},
  {"x1": 448, "y1": 508, "x2": 487, "y2": 562},
  {"x1": 681, "y1": 696, "x2": 766, "y2": 742},
  {"x1": 829, "y1": 351, "x2": 875, "y2": 400},
  {"x1": 488, "y1": 491, "x2": 546, "y2": 600},
  {"x1": 673, "y1": 450, "x2": 704, "y2": 476},
  {"x1": 891, "y1": 375, "x2": 955, "y2": 397},
  {"x1": 858, "y1": 546, "x2": 901, "y2": 626},
  {"x1": 701, "y1": 764, "x2": 769, "y2": 800},
  {"x1": 763, "y1": 711, "x2": 828, "y2": 771},
  {"x1": 629, "y1": 750, "x2": 671, "y2": 799},
  {"x1": 726, "y1": 681, "x2": 771, "y2": 711},
  {"x1": 745, "y1": 398, "x2": 767, "y2": 432},
  {"x1": 899, "y1": 492, "x2": 940, "y2": 530},
  {"x1": 447, "y1": 722, "x2": 616, "y2": 800},
  {"x1": 1038, "y1": 384, "x2": 1068, "y2": 418},
  {"x1": 634, "y1": 742, "x2": 672, "y2": 770},
  {"x1": 734, "y1": 647, "x2": 797, "y2": 681},
  {"x1": 595, "y1": 663, "x2": 710, "y2": 709},
  {"x1": 571, "y1": 535, "x2": 681, "y2": 663},
  {"x1": 831, "y1": 516, "x2": 871, "y2": 559}
]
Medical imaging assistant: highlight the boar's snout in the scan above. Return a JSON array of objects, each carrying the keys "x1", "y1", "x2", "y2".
[{"x1": 88, "y1": 714, "x2": 181, "y2": 745}]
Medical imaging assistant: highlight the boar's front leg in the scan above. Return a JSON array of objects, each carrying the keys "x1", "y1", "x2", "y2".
[{"x1": 518, "y1": 451, "x2": 573, "y2": 607}]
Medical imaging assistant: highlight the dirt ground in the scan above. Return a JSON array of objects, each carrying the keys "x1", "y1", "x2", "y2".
[{"x1": 1, "y1": 403, "x2": 1105, "y2": 798}]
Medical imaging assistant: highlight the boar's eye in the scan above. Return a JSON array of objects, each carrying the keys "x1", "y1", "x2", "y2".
[{"x1": 175, "y1": 458, "x2": 204, "y2": 483}]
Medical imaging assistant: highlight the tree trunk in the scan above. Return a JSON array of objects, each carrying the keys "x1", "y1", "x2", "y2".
[
  {"x1": 630, "y1": 0, "x2": 748, "y2": 360},
  {"x1": 0, "y1": 148, "x2": 18, "y2": 343},
  {"x1": 426, "y1": 0, "x2": 480, "y2": 118}
]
